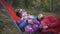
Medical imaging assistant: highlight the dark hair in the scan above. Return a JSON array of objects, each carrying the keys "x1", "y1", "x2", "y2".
[
  {"x1": 16, "y1": 11, "x2": 22, "y2": 17},
  {"x1": 37, "y1": 17, "x2": 44, "y2": 21}
]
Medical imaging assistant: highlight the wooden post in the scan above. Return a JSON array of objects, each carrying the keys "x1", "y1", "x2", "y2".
[
  {"x1": 50, "y1": 0, "x2": 53, "y2": 12},
  {"x1": 40, "y1": 0, "x2": 43, "y2": 10}
]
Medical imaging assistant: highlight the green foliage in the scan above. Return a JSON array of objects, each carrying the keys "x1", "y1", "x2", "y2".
[{"x1": 8, "y1": 0, "x2": 60, "y2": 16}]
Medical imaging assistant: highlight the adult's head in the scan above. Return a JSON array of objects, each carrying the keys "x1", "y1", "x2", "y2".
[{"x1": 16, "y1": 9, "x2": 28, "y2": 17}]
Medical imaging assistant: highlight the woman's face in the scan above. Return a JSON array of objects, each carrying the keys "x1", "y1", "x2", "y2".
[
  {"x1": 22, "y1": 12, "x2": 28, "y2": 17},
  {"x1": 18, "y1": 9, "x2": 28, "y2": 17}
]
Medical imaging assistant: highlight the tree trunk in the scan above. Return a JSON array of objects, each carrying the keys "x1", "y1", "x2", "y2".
[{"x1": 50, "y1": 0, "x2": 53, "y2": 12}]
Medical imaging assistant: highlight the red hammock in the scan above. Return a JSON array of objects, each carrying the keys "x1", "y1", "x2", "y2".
[
  {"x1": 0, "y1": 0, "x2": 25, "y2": 32},
  {"x1": 0, "y1": 0, "x2": 19, "y2": 21}
]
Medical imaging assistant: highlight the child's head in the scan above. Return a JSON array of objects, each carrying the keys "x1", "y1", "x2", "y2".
[{"x1": 37, "y1": 14, "x2": 44, "y2": 20}]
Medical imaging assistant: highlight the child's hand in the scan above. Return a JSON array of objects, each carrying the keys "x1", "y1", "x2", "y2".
[
  {"x1": 43, "y1": 25, "x2": 48, "y2": 29},
  {"x1": 39, "y1": 25, "x2": 43, "y2": 29}
]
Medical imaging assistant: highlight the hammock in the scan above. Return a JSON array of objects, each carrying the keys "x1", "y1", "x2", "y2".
[{"x1": 0, "y1": 0, "x2": 23, "y2": 33}]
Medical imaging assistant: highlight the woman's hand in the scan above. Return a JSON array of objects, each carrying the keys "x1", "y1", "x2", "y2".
[{"x1": 27, "y1": 19, "x2": 34, "y2": 24}]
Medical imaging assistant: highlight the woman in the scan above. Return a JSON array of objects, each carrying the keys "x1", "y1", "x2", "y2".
[{"x1": 16, "y1": 9, "x2": 40, "y2": 34}]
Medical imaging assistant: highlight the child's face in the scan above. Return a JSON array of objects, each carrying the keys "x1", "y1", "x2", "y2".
[{"x1": 38, "y1": 14, "x2": 43, "y2": 19}]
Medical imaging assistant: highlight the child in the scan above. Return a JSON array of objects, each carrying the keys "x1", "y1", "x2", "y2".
[
  {"x1": 38, "y1": 14, "x2": 59, "y2": 34},
  {"x1": 34, "y1": 14, "x2": 44, "y2": 34}
]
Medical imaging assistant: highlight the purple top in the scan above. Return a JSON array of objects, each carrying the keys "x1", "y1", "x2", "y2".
[
  {"x1": 17, "y1": 16, "x2": 39, "y2": 24},
  {"x1": 17, "y1": 16, "x2": 40, "y2": 34},
  {"x1": 17, "y1": 16, "x2": 28, "y2": 24}
]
